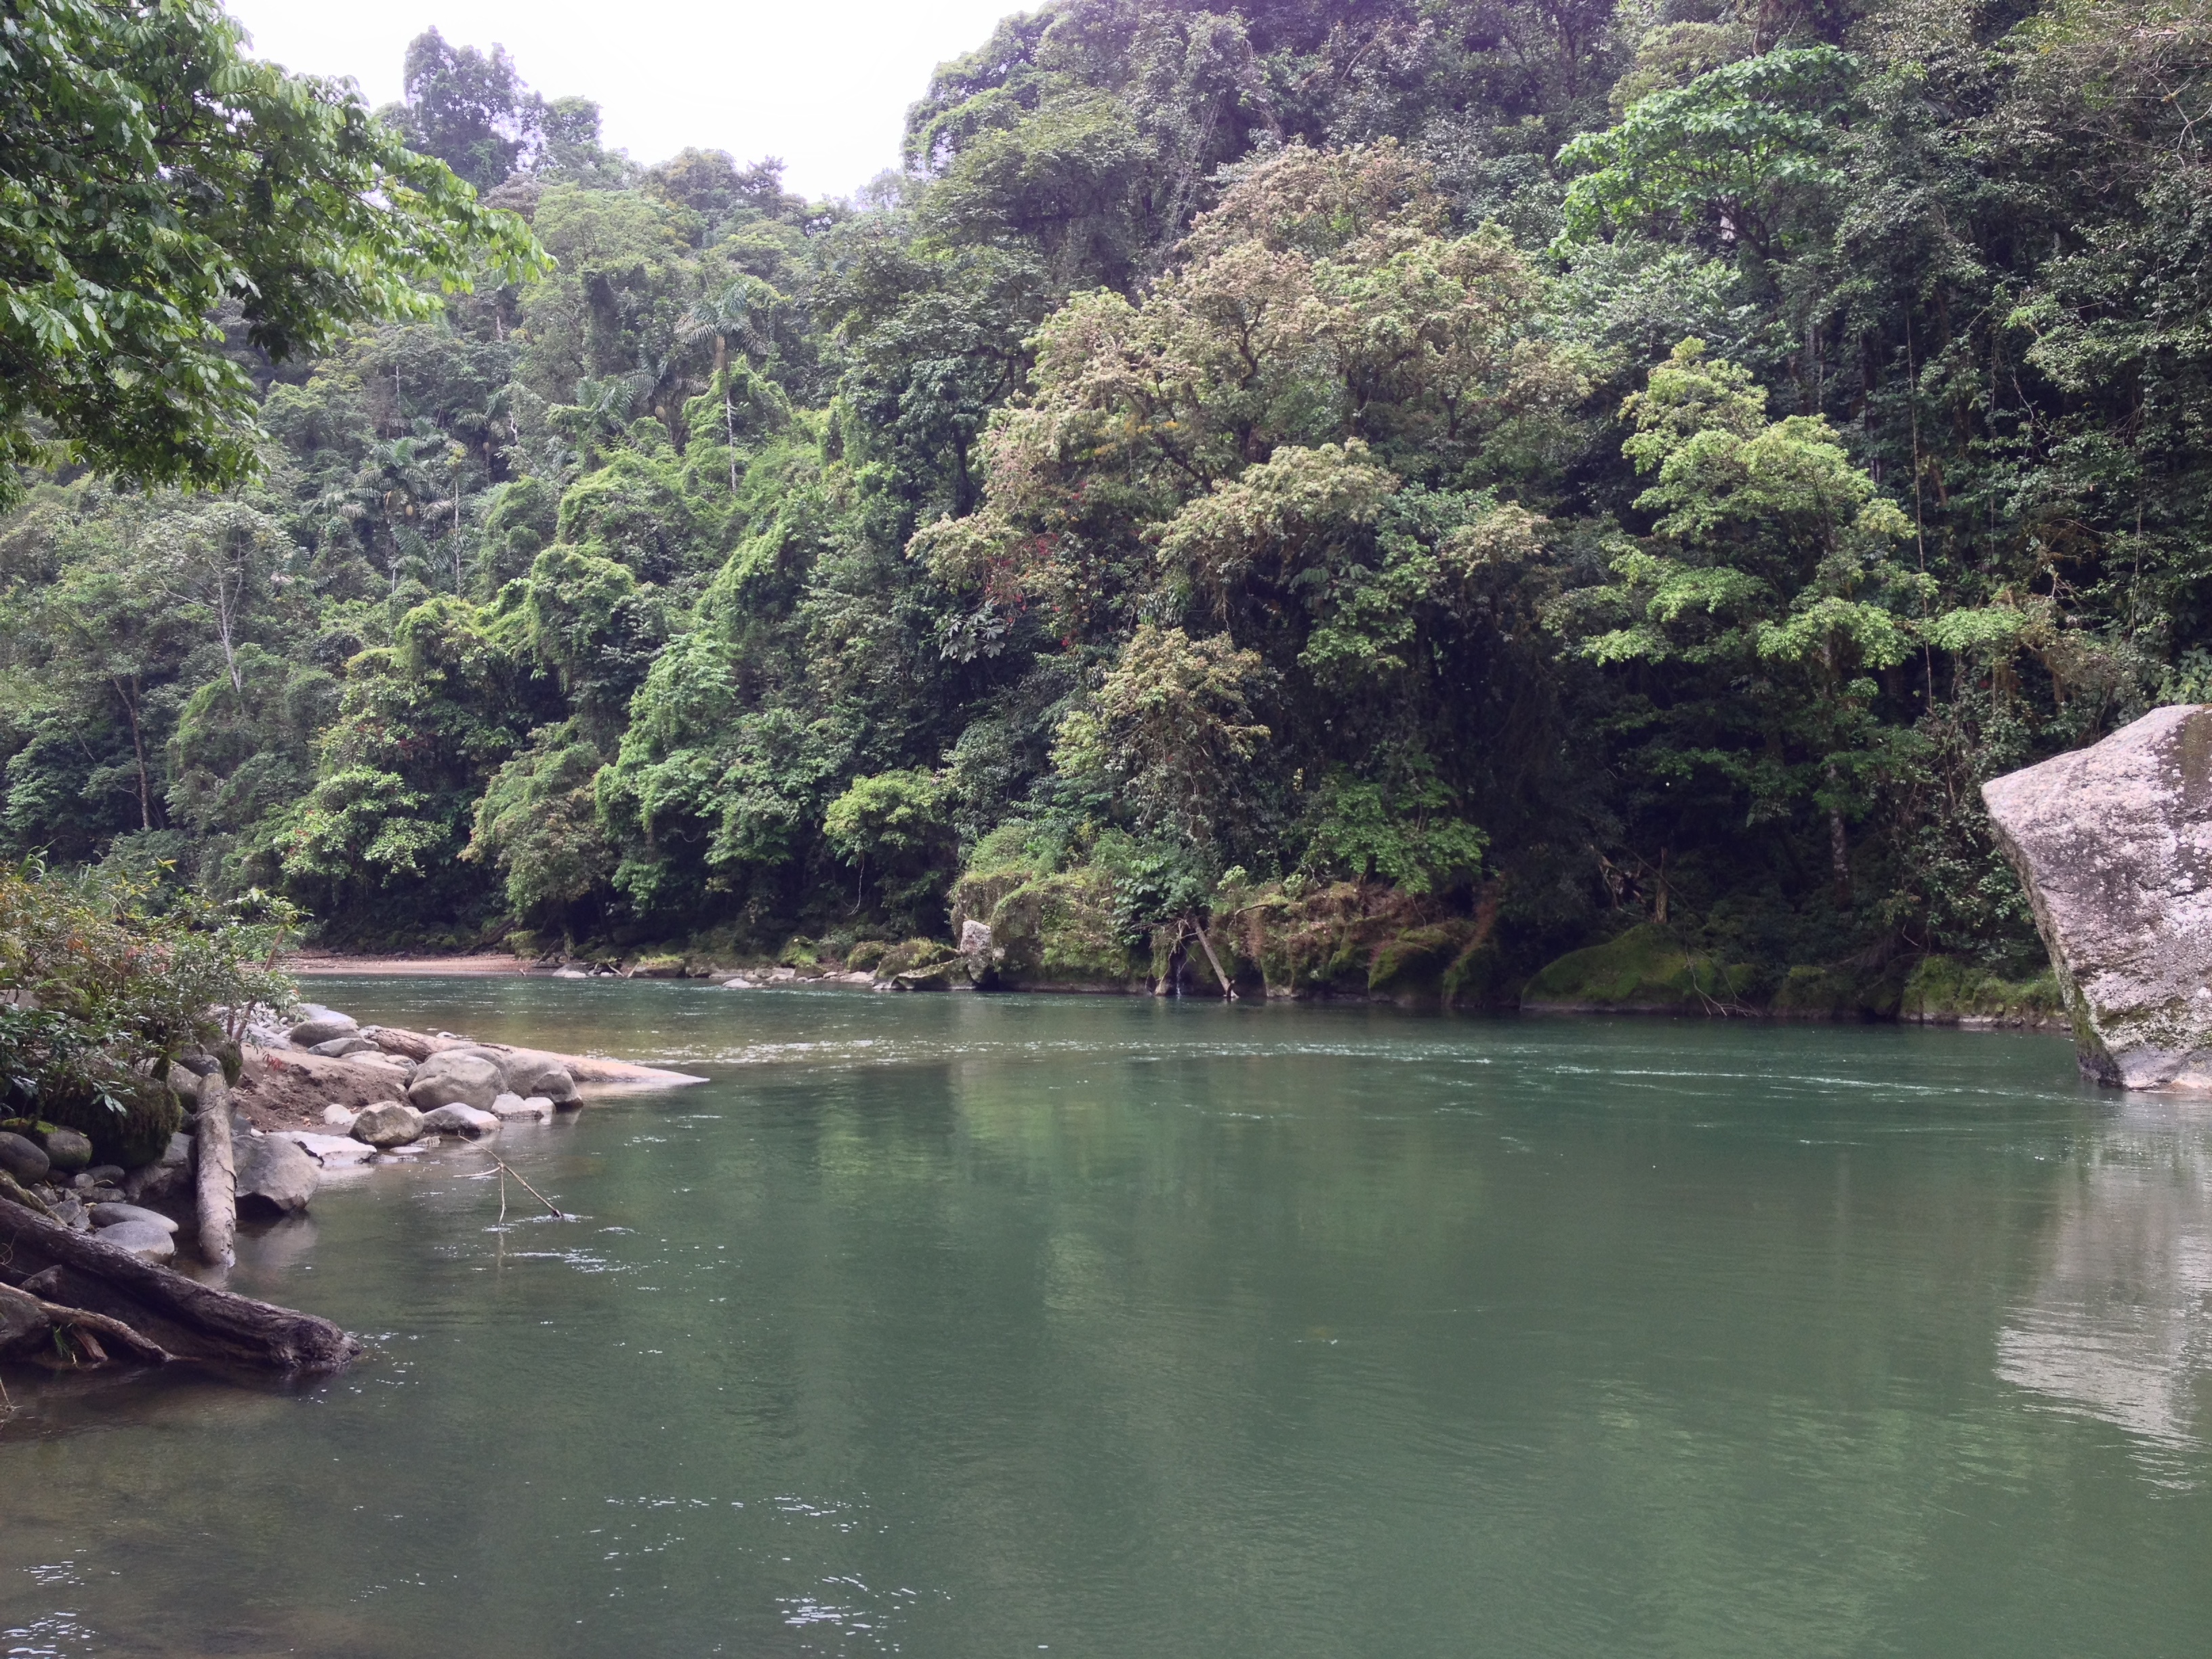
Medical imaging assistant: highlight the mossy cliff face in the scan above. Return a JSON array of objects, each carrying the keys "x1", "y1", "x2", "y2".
[
  {"x1": 951, "y1": 867, "x2": 1150, "y2": 991},
  {"x1": 949, "y1": 869, "x2": 1504, "y2": 1004},
  {"x1": 1518, "y1": 924, "x2": 1757, "y2": 1014}
]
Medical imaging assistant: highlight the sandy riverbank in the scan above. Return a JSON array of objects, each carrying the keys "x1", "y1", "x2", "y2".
[{"x1": 285, "y1": 953, "x2": 531, "y2": 976}]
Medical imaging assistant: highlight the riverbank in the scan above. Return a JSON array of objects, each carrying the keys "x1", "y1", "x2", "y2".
[{"x1": 282, "y1": 928, "x2": 2072, "y2": 1032}]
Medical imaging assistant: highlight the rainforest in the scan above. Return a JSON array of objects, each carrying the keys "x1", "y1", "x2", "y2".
[{"x1": 3, "y1": 0, "x2": 2203, "y2": 1009}]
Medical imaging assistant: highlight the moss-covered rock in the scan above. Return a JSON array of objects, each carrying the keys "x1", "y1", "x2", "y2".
[
  {"x1": 1368, "y1": 920, "x2": 1478, "y2": 1002},
  {"x1": 846, "y1": 939, "x2": 889, "y2": 973},
  {"x1": 37, "y1": 1076, "x2": 184, "y2": 1169},
  {"x1": 629, "y1": 954, "x2": 688, "y2": 979},
  {"x1": 1900, "y1": 956, "x2": 2066, "y2": 1027},
  {"x1": 1767, "y1": 963, "x2": 1908, "y2": 1021},
  {"x1": 978, "y1": 869, "x2": 1147, "y2": 990},
  {"x1": 1520, "y1": 924, "x2": 1754, "y2": 1012},
  {"x1": 874, "y1": 938, "x2": 958, "y2": 979}
]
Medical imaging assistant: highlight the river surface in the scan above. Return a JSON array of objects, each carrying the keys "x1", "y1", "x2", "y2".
[{"x1": 6, "y1": 982, "x2": 2212, "y2": 1656}]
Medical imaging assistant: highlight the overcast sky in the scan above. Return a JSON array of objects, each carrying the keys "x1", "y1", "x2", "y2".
[{"x1": 225, "y1": 0, "x2": 1026, "y2": 200}]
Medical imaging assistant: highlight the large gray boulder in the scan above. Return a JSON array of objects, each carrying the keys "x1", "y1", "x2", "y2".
[
  {"x1": 0, "y1": 1132, "x2": 49, "y2": 1185},
  {"x1": 289, "y1": 1014, "x2": 360, "y2": 1048},
  {"x1": 235, "y1": 1134, "x2": 320, "y2": 1216},
  {"x1": 405, "y1": 1050, "x2": 504, "y2": 1112},
  {"x1": 1984, "y1": 703, "x2": 2212, "y2": 1086},
  {"x1": 420, "y1": 1103, "x2": 499, "y2": 1139},
  {"x1": 94, "y1": 1218, "x2": 177, "y2": 1263},
  {"x1": 449, "y1": 1046, "x2": 577, "y2": 1103},
  {"x1": 351, "y1": 1101, "x2": 426, "y2": 1149}
]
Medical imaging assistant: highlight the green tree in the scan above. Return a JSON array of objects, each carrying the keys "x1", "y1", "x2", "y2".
[{"x1": 0, "y1": 0, "x2": 544, "y2": 508}]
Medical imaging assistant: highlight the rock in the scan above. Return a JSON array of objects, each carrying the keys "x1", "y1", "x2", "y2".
[
  {"x1": 89, "y1": 1202, "x2": 179, "y2": 1233},
  {"x1": 167, "y1": 1061, "x2": 205, "y2": 1102},
  {"x1": 0, "y1": 1132, "x2": 50, "y2": 1185},
  {"x1": 419, "y1": 1103, "x2": 499, "y2": 1138},
  {"x1": 123, "y1": 1160, "x2": 189, "y2": 1205},
  {"x1": 1984, "y1": 703, "x2": 2212, "y2": 1087},
  {"x1": 958, "y1": 918, "x2": 994, "y2": 957},
  {"x1": 350, "y1": 1101, "x2": 425, "y2": 1149},
  {"x1": 273, "y1": 1131, "x2": 377, "y2": 1167},
  {"x1": 48, "y1": 1196, "x2": 90, "y2": 1233},
  {"x1": 288, "y1": 1015, "x2": 360, "y2": 1048},
  {"x1": 37, "y1": 1126, "x2": 92, "y2": 1172},
  {"x1": 404, "y1": 1050, "x2": 504, "y2": 1111},
  {"x1": 489, "y1": 1092, "x2": 553, "y2": 1124},
  {"x1": 94, "y1": 1218, "x2": 176, "y2": 1263},
  {"x1": 309, "y1": 1036, "x2": 379, "y2": 1059},
  {"x1": 551, "y1": 967, "x2": 590, "y2": 979},
  {"x1": 323, "y1": 1104, "x2": 361, "y2": 1128},
  {"x1": 235, "y1": 1134, "x2": 320, "y2": 1217}
]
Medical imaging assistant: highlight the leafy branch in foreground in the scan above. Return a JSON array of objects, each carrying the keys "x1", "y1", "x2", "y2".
[{"x1": 0, "y1": 0, "x2": 548, "y2": 509}]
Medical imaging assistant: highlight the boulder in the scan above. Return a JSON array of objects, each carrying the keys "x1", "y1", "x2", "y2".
[
  {"x1": 37, "y1": 1126, "x2": 92, "y2": 1172},
  {"x1": 122, "y1": 1160, "x2": 189, "y2": 1205},
  {"x1": 89, "y1": 1202, "x2": 179, "y2": 1234},
  {"x1": 235, "y1": 1134, "x2": 320, "y2": 1217},
  {"x1": 489, "y1": 1092, "x2": 553, "y2": 1124},
  {"x1": 94, "y1": 1218, "x2": 177, "y2": 1263},
  {"x1": 323, "y1": 1104, "x2": 360, "y2": 1128},
  {"x1": 289, "y1": 1015, "x2": 360, "y2": 1048},
  {"x1": 1985, "y1": 703, "x2": 2212, "y2": 1087},
  {"x1": 405, "y1": 1051, "x2": 503, "y2": 1112},
  {"x1": 274, "y1": 1131, "x2": 377, "y2": 1167},
  {"x1": 0, "y1": 1132, "x2": 50, "y2": 1185},
  {"x1": 310, "y1": 1036, "x2": 379, "y2": 1059},
  {"x1": 167, "y1": 1062, "x2": 205, "y2": 1102},
  {"x1": 350, "y1": 1102, "x2": 425, "y2": 1150},
  {"x1": 419, "y1": 1103, "x2": 499, "y2": 1139}
]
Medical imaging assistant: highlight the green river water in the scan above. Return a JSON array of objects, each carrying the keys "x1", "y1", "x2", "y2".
[{"x1": 4, "y1": 980, "x2": 2211, "y2": 1657}]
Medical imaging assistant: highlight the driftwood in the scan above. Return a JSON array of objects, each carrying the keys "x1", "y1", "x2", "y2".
[
  {"x1": 195, "y1": 1080, "x2": 236, "y2": 1268},
  {"x1": 0, "y1": 1200, "x2": 356, "y2": 1371},
  {"x1": 0, "y1": 1279, "x2": 173, "y2": 1368}
]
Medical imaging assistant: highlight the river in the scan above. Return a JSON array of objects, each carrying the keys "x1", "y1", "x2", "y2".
[{"x1": 5, "y1": 980, "x2": 2212, "y2": 1656}]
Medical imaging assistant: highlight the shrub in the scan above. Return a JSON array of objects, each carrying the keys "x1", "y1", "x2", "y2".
[{"x1": 0, "y1": 859, "x2": 298, "y2": 1143}]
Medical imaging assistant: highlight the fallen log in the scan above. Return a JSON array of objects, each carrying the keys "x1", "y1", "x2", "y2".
[
  {"x1": 195, "y1": 1079, "x2": 236, "y2": 1268},
  {"x1": 0, "y1": 1280, "x2": 172, "y2": 1368},
  {"x1": 0, "y1": 1201, "x2": 356, "y2": 1371}
]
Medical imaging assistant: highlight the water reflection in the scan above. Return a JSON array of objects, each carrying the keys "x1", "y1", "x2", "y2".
[{"x1": 1998, "y1": 1099, "x2": 2212, "y2": 1450}]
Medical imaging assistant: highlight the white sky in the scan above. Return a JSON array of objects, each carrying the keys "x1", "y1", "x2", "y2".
[{"x1": 224, "y1": 0, "x2": 1027, "y2": 200}]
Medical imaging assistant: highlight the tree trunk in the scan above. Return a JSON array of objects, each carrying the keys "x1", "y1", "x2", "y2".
[
  {"x1": 0, "y1": 1204, "x2": 356, "y2": 1370},
  {"x1": 1826, "y1": 762, "x2": 1852, "y2": 907},
  {"x1": 195, "y1": 1082, "x2": 237, "y2": 1269},
  {"x1": 1189, "y1": 916, "x2": 1237, "y2": 1002},
  {"x1": 114, "y1": 677, "x2": 152, "y2": 830}
]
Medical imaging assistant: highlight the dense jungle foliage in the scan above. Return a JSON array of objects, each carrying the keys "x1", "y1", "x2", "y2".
[{"x1": 3, "y1": 0, "x2": 2207, "y2": 1000}]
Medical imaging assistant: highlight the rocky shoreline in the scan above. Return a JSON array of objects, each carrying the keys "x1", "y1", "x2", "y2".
[{"x1": 0, "y1": 999, "x2": 701, "y2": 1377}]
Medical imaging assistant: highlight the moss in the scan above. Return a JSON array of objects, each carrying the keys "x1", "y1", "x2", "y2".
[
  {"x1": 37, "y1": 1076, "x2": 182, "y2": 1168},
  {"x1": 1368, "y1": 921, "x2": 1477, "y2": 1002},
  {"x1": 984, "y1": 869, "x2": 1147, "y2": 989},
  {"x1": 875, "y1": 938, "x2": 958, "y2": 979},
  {"x1": 629, "y1": 953, "x2": 687, "y2": 978},
  {"x1": 1900, "y1": 956, "x2": 2066, "y2": 1027},
  {"x1": 1521, "y1": 923, "x2": 1753, "y2": 1012},
  {"x1": 846, "y1": 939, "x2": 889, "y2": 973},
  {"x1": 1767, "y1": 963, "x2": 1907, "y2": 1021}
]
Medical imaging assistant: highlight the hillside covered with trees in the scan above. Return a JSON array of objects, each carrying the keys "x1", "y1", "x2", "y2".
[{"x1": 3, "y1": 0, "x2": 2204, "y2": 1008}]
